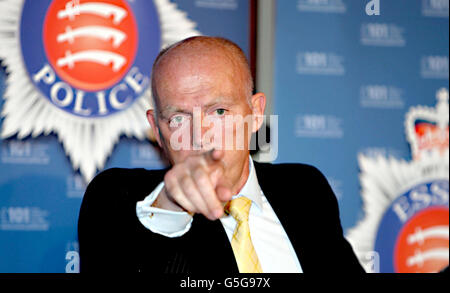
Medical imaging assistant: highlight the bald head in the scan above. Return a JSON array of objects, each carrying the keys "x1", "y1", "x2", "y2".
[{"x1": 151, "y1": 36, "x2": 254, "y2": 112}]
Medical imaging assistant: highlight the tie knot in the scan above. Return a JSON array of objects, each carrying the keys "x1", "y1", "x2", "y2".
[{"x1": 225, "y1": 197, "x2": 252, "y2": 222}]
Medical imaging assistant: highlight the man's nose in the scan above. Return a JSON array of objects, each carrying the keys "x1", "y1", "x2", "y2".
[
  {"x1": 192, "y1": 111, "x2": 204, "y2": 149},
  {"x1": 192, "y1": 112, "x2": 214, "y2": 150}
]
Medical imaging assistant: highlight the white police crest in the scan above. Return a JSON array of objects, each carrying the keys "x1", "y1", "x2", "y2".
[
  {"x1": 348, "y1": 88, "x2": 449, "y2": 273},
  {"x1": 0, "y1": 0, "x2": 200, "y2": 181}
]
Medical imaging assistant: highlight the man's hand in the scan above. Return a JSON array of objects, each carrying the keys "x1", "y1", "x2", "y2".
[{"x1": 153, "y1": 150, "x2": 233, "y2": 220}]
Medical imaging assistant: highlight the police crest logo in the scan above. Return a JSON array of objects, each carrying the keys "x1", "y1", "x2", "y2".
[
  {"x1": 0, "y1": 0, "x2": 199, "y2": 181},
  {"x1": 348, "y1": 88, "x2": 449, "y2": 273}
]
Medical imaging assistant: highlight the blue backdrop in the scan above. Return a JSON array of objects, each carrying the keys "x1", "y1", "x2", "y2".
[
  {"x1": 273, "y1": 0, "x2": 448, "y2": 272},
  {"x1": 1, "y1": 0, "x2": 448, "y2": 273}
]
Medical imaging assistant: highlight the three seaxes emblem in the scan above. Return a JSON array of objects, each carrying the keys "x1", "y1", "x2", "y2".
[{"x1": 0, "y1": 0, "x2": 200, "y2": 181}]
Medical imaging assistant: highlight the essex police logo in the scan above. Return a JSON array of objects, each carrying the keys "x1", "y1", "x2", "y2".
[
  {"x1": 348, "y1": 88, "x2": 449, "y2": 273},
  {"x1": 0, "y1": 0, "x2": 199, "y2": 181}
]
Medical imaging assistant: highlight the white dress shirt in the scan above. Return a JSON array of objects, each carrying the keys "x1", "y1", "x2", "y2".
[{"x1": 136, "y1": 157, "x2": 303, "y2": 273}]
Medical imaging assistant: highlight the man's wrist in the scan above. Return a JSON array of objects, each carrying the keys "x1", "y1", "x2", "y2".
[
  {"x1": 152, "y1": 187, "x2": 185, "y2": 213},
  {"x1": 136, "y1": 182, "x2": 194, "y2": 238}
]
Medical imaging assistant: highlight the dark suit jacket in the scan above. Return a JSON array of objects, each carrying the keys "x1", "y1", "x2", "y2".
[{"x1": 78, "y1": 161, "x2": 365, "y2": 273}]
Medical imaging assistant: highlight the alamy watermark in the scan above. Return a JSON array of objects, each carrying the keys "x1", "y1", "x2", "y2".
[
  {"x1": 166, "y1": 107, "x2": 278, "y2": 161},
  {"x1": 366, "y1": 0, "x2": 380, "y2": 16}
]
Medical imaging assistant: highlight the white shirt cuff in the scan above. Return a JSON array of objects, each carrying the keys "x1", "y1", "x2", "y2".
[{"x1": 136, "y1": 181, "x2": 193, "y2": 238}]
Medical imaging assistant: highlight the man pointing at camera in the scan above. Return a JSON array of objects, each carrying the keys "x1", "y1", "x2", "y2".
[{"x1": 78, "y1": 36, "x2": 364, "y2": 273}]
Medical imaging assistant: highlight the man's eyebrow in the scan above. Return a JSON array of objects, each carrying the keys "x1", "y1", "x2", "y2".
[
  {"x1": 160, "y1": 105, "x2": 191, "y2": 117},
  {"x1": 203, "y1": 97, "x2": 234, "y2": 108}
]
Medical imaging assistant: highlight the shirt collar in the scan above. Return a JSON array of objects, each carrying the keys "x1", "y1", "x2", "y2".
[{"x1": 232, "y1": 155, "x2": 263, "y2": 210}]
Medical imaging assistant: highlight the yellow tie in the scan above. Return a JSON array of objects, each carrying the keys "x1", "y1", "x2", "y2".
[{"x1": 225, "y1": 197, "x2": 263, "y2": 273}]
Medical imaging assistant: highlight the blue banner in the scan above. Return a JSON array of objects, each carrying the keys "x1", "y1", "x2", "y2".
[{"x1": 273, "y1": 0, "x2": 448, "y2": 273}]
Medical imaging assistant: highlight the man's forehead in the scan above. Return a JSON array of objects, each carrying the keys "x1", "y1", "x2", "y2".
[
  {"x1": 155, "y1": 54, "x2": 239, "y2": 103},
  {"x1": 160, "y1": 55, "x2": 233, "y2": 80},
  {"x1": 156, "y1": 54, "x2": 234, "y2": 93},
  {"x1": 160, "y1": 96, "x2": 233, "y2": 114}
]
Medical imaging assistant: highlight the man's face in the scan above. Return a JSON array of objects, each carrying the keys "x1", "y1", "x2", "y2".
[{"x1": 148, "y1": 50, "x2": 265, "y2": 189}]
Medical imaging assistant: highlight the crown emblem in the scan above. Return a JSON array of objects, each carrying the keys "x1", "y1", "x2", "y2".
[{"x1": 405, "y1": 88, "x2": 449, "y2": 160}]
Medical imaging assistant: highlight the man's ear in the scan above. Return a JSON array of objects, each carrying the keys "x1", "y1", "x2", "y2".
[
  {"x1": 146, "y1": 109, "x2": 163, "y2": 147},
  {"x1": 250, "y1": 92, "x2": 266, "y2": 133}
]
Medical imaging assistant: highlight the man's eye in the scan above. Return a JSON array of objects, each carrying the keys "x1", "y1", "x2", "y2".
[
  {"x1": 169, "y1": 115, "x2": 185, "y2": 126},
  {"x1": 215, "y1": 109, "x2": 226, "y2": 115}
]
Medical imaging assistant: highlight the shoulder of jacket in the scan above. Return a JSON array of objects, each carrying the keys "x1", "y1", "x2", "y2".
[{"x1": 83, "y1": 167, "x2": 167, "y2": 203}]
